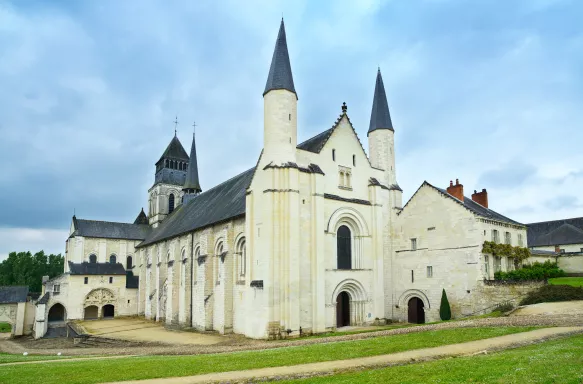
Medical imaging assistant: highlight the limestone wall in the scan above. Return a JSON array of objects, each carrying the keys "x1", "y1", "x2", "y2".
[{"x1": 461, "y1": 280, "x2": 545, "y2": 315}]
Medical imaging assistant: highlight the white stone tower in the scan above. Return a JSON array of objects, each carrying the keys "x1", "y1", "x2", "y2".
[
  {"x1": 367, "y1": 68, "x2": 402, "y2": 320},
  {"x1": 262, "y1": 19, "x2": 298, "y2": 165}
]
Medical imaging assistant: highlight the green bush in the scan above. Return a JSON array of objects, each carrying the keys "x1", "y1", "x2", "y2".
[
  {"x1": 0, "y1": 323, "x2": 11, "y2": 333},
  {"x1": 520, "y1": 284, "x2": 583, "y2": 305},
  {"x1": 440, "y1": 289, "x2": 451, "y2": 320},
  {"x1": 493, "y1": 302, "x2": 514, "y2": 313},
  {"x1": 494, "y1": 261, "x2": 565, "y2": 281}
]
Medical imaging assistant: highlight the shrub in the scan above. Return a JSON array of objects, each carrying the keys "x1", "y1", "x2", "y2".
[
  {"x1": 439, "y1": 289, "x2": 451, "y2": 320},
  {"x1": 0, "y1": 322, "x2": 11, "y2": 333},
  {"x1": 493, "y1": 302, "x2": 514, "y2": 313},
  {"x1": 495, "y1": 261, "x2": 566, "y2": 281},
  {"x1": 520, "y1": 284, "x2": 583, "y2": 305}
]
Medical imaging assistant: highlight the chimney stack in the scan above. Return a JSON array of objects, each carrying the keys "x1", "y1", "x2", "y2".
[
  {"x1": 42, "y1": 276, "x2": 49, "y2": 284},
  {"x1": 446, "y1": 179, "x2": 464, "y2": 202},
  {"x1": 471, "y1": 188, "x2": 488, "y2": 208}
]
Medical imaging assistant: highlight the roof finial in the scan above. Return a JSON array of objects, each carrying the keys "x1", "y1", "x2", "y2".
[
  {"x1": 342, "y1": 102, "x2": 347, "y2": 113},
  {"x1": 192, "y1": 120, "x2": 197, "y2": 136},
  {"x1": 173, "y1": 115, "x2": 179, "y2": 136}
]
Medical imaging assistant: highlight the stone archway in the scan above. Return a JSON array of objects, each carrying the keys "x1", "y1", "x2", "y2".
[
  {"x1": 331, "y1": 279, "x2": 368, "y2": 326},
  {"x1": 336, "y1": 292, "x2": 351, "y2": 327},
  {"x1": 408, "y1": 297, "x2": 425, "y2": 324},
  {"x1": 84, "y1": 288, "x2": 115, "y2": 319},
  {"x1": 84, "y1": 306, "x2": 98, "y2": 320},
  {"x1": 103, "y1": 304, "x2": 115, "y2": 319},
  {"x1": 48, "y1": 303, "x2": 66, "y2": 323}
]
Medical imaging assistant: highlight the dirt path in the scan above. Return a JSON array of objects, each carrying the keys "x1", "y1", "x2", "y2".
[
  {"x1": 104, "y1": 327, "x2": 583, "y2": 384},
  {"x1": 2, "y1": 314, "x2": 583, "y2": 358},
  {"x1": 511, "y1": 301, "x2": 583, "y2": 316}
]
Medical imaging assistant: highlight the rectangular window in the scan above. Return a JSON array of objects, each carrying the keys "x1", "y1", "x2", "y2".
[
  {"x1": 484, "y1": 255, "x2": 489, "y2": 278},
  {"x1": 505, "y1": 232, "x2": 511, "y2": 245},
  {"x1": 560, "y1": 249, "x2": 565, "y2": 253},
  {"x1": 491, "y1": 229, "x2": 499, "y2": 243},
  {"x1": 411, "y1": 270, "x2": 414, "y2": 283},
  {"x1": 494, "y1": 256, "x2": 502, "y2": 272},
  {"x1": 84, "y1": 277, "x2": 88, "y2": 284},
  {"x1": 109, "y1": 277, "x2": 113, "y2": 284},
  {"x1": 352, "y1": 155, "x2": 356, "y2": 166},
  {"x1": 411, "y1": 238, "x2": 417, "y2": 250},
  {"x1": 332, "y1": 149, "x2": 336, "y2": 161},
  {"x1": 427, "y1": 266, "x2": 433, "y2": 278},
  {"x1": 580, "y1": 248, "x2": 583, "y2": 253},
  {"x1": 518, "y1": 234, "x2": 523, "y2": 247},
  {"x1": 53, "y1": 284, "x2": 60, "y2": 293}
]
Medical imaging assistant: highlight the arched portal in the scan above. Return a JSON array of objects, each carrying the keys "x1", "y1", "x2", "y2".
[
  {"x1": 408, "y1": 297, "x2": 425, "y2": 324},
  {"x1": 103, "y1": 304, "x2": 115, "y2": 319},
  {"x1": 84, "y1": 306, "x2": 98, "y2": 320},
  {"x1": 336, "y1": 292, "x2": 351, "y2": 327},
  {"x1": 48, "y1": 303, "x2": 66, "y2": 323}
]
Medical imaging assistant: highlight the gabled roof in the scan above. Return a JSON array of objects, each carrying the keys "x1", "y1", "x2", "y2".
[
  {"x1": 400, "y1": 181, "x2": 524, "y2": 226},
  {"x1": 133, "y1": 208, "x2": 148, "y2": 225},
  {"x1": 156, "y1": 136, "x2": 189, "y2": 165},
  {"x1": 68, "y1": 261, "x2": 127, "y2": 275},
  {"x1": 296, "y1": 112, "x2": 370, "y2": 167},
  {"x1": 368, "y1": 68, "x2": 394, "y2": 134},
  {"x1": 0, "y1": 286, "x2": 29, "y2": 304},
  {"x1": 264, "y1": 19, "x2": 296, "y2": 97},
  {"x1": 183, "y1": 133, "x2": 202, "y2": 192},
  {"x1": 528, "y1": 218, "x2": 583, "y2": 247},
  {"x1": 138, "y1": 167, "x2": 255, "y2": 247},
  {"x1": 71, "y1": 218, "x2": 151, "y2": 241}
]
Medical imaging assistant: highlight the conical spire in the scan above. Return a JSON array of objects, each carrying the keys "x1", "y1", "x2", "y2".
[
  {"x1": 134, "y1": 208, "x2": 149, "y2": 225},
  {"x1": 183, "y1": 130, "x2": 201, "y2": 195},
  {"x1": 368, "y1": 68, "x2": 394, "y2": 134},
  {"x1": 263, "y1": 19, "x2": 296, "y2": 97}
]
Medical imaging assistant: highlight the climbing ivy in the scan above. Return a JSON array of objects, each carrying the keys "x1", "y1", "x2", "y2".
[{"x1": 482, "y1": 241, "x2": 531, "y2": 262}]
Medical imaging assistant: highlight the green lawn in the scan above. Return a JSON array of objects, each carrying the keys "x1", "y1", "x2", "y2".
[
  {"x1": 0, "y1": 327, "x2": 536, "y2": 384},
  {"x1": 0, "y1": 323, "x2": 11, "y2": 333},
  {"x1": 283, "y1": 333, "x2": 583, "y2": 384},
  {"x1": 549, "y1": 277, "x2": 583, "y2": 287}
]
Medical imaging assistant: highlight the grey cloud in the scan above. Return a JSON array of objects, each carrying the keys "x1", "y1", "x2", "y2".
[
  {"x1": 477, "y1": 163, "x2": 536, "y2": 189},
  {"x1": 545, "y1": 195, "x2": 582, "y2": 211}
]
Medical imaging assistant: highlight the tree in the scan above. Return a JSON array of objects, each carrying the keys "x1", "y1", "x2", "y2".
[
  {"x1": 440, "y1": 289, "x2": 452, "y2": 321},
  {"x1": 0, "y1": 251, "x2": 64, "y2": 292}
]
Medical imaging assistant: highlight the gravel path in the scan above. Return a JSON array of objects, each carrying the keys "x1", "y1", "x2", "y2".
[
  {"x1": 1, "y1": 314, "x2": 582, "y2": 359},
  {"x1": 103, "y1": 327, "x2": 583, "y2": 384}
]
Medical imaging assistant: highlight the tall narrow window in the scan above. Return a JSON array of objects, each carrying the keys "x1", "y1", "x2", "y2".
[
  {"x1": 237, "y1": 239, "x2": 246, "y2": 277},
  {"x1": 518, "y1": 234, "x2": 523, "y2": 246},
  {"x1": 89, "y1": 254, "x2": 97, "y2": 264},
  {"x1": 332, "y1": 149, "x2": 336, "y2": 161},
  {"x1": 169, "y1": 194, "x2": 175, "y2": 213},
  {"x1": 84, "y1": 277, "x2": 88, "y2": 284},
  {"x1": 491, "y1": 229, "x2": 499, "y2": 243},
  {"x1": 126, "y1": 256, "x2": 133, "y2": 270},
  {"x1": 427, "y1": 266, "x2": 433, "y2": 278},
  {"x1": 411, "y1": 270, "x2": 414, "y2": 283},
  {"x1": 337, "y1": 225, "x2": 352, "y2": 269},
  {"x1": 109, "y1": 277, "x2": 113, "y2": 284},
  {"x1": 505, "y1": 232, "x2": 511, "y2": 245},
  {"x1": 109, "y1": 255, "x2": 116, "y2": 264},
  {"x1": 484, "y1": 255, "x2": 490, "y2": 278},
  {"x1": 352, "y1": 155, "x2": 356, "y2": 166},
  {"x1": 411, "y1": 238, "x2": 417, "y2": 250}
]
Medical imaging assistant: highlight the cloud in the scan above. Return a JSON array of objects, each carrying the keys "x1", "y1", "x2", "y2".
[
  {"x1": 0, "y1": 228, "x2": 67, "y2": 261},
  {"x1": 1, "y1": 0, "x2": 583, "y2": 254},
  {"x1": 545, "y1": 195, "x2": 582, "y2": 211}
]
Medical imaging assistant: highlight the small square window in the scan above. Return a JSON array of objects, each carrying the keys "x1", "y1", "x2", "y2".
[
  {"x1": 53, "y1": 284, "x2": 60, "y2": 293},
  {"x1": 427, "y1": 266, "x2": 433, "y2": 278},
  {"x1": 560, "y1": 249, "x2": 565, "y2": 254},
  {"x1": 109, "y1": 277, "x2": 113, "y2": 284},
  {"x1": 84, "y1": 277, "x2": 88, "y2": 284},
  {"x1": 411, "y1": 238, "x2": 417, "y2": 251}
]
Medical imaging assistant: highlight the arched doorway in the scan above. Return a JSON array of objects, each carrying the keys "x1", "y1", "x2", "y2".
[
  {"x1": 84, "y1": 306, "x2": 98, "y2": 320},
  {"x1": 336, "y1": 291, "x2": 350, "y2": 327},
  {"x1": 102, "y1": 304, "x2": 115, "y2": 319},
  {"x1": 408, "y1": 297, "x2": 425, "y2": 324},
  {"x1": 48, "y1": 303, "x2": 66, "y2": 323}
]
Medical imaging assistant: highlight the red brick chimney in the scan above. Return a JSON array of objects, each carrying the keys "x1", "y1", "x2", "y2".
[
  {"x1": 471, "y1": 188, "x2": 488, "y2": 208},
  {"x1": 446, "y1": 179, "x2": 464, "y2": 202}
]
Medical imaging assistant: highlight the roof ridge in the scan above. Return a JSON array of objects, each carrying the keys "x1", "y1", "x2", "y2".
[
  {"x1": 183, "y1": 166, "x2": 255, "y2": 204},
  {"x1": 76, "y1": 218, "x2": 139, "y2": 226},
  {"x1": 297, "y1": 127, "x2": 333, "y2": 148},
  {"x1": 527, "y1": 217, "x2": 583, "y2": 225}
]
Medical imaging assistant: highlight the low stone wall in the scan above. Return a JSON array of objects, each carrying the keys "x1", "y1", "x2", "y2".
[{"x1": 460, "y1": 280, "x2": 545, "y2": 316}]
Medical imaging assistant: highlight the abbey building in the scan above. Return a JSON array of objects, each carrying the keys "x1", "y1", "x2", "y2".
[{"x1": 35, "y1": 20, "x2": 532, "y2": 339}]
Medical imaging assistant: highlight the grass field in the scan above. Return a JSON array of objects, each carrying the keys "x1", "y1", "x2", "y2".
[
  {"x1": 283, "y1": 333, "x2": 583, "y2": 383},
  {"x1": 0, "y1": 353, "x2": 78, "y2": 364},
  {"x1": 549, "y1": 277, "x2": 583, "y2": 287},
  {"x1": 0, "y1": 327, "x2": 536, "y2": 384},
  {"x1": 0, "y1": 323, "x2": 11, "y2": 333}
]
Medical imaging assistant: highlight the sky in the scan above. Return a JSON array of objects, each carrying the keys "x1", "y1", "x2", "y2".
[{"x1": 1, "y1": 0, "x2": 582, "y2": 260}]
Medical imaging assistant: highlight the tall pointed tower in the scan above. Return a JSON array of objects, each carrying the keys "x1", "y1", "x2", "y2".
[
  {"x1": 148, "y1": 134, "x2": 189, "y2": 227},
  {"x1": 182, "y1": 130, "x2": 202, "y2": 204},
  {"x1": 263, "y1": 19, "x2": 297, "y2": 165}
]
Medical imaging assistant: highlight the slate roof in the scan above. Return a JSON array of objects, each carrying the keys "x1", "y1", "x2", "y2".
[
  {"x1": 433, "y1": 185, "x2": 523, "y2": 226},
  {"x1": 138, "y1": 167, "x2": 255, "y2": 247},
  {"x1": 68, "y1": 261, "x2": 127, "y2": 275},
  {"x1": 156, "y1": 136, "x2": 189, "y2": 165},
  {"x1": 133, "y1": 209, "x2": 149, "y2": 225},
  {"x1": 126, "y1": 272, "x2": 139, "y2": 289},
  {"x1": 368, "y1": 68, "x2": 394, "y2": 134},
  {"x1": 0, "y1": 286, "x2": 29, "y2": 304},
  {"x1": 264, "y1": 19, "x2": 296, "y2": 97},
  {"x1": 297, "y1": 128, "x2": 333, "y2": 153},
  {"x1": 37, "y1": 292, "x2": 50, "y2": 305},
  {"x1": 71, "y1": 217, "x2": 151, "y2": 240},
  {"x1": 400, "y1": 182, "x2": 523, "y2": 226},
  {"x1": 531, "y1": 249, "x2": 558, "y2": 256},
  {"x1": 527, "y1": 217, "x2": 583, "y2": 247},
  {"x1": 183, "y1": 133, "x2": 202, "y2": 192}
]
